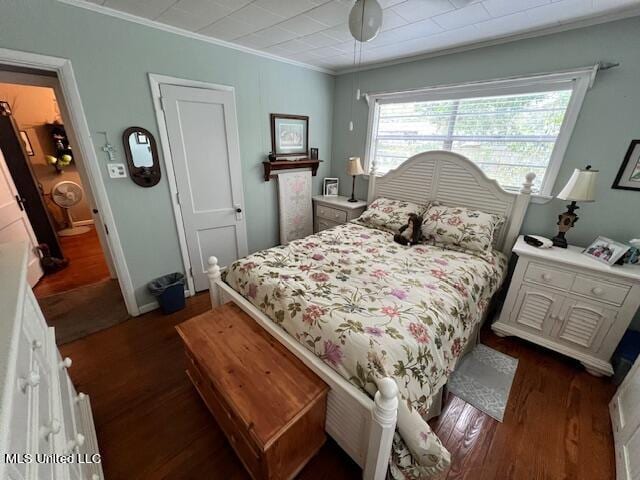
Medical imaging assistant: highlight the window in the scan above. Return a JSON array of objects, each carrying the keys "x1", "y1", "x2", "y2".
[{"x1": 365, "y1": 70, "x2": 592, "y2": 196}]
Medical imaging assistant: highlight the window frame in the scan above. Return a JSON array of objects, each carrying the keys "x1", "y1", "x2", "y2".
[{"x1": 363, "y1": 68, "x2": 594, "y2": 200}]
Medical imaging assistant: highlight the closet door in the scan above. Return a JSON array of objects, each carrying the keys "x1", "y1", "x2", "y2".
[
  {"x1": 160, "y1": 84, "x2": 248, "y2": 292},
  {"x1": 610, "y1": 358, "x2": 640, "y2": 480},
  {"x1": 0, "y1": 147, "x2": 43, "y2": 285}
]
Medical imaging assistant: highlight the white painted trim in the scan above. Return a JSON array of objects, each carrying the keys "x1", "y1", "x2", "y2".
[
  {"x1": 56, "y1": 0, "x2": 333, "y2": 75},
  {"x1": 71, "y1": 219, "x2": 94, "y2": 227},
  {"x1": 336, "y1": 6, "x2": 640, "y2": 75},
  {"x1": 363, "y1": 68, "x2": 593, "y2": 197},
  {"x1": 148, "y1": 73, "x2": 244, "y2": 296},
  {"x1": 0, "y1": 47, "x2": 140, "y2": 316}
]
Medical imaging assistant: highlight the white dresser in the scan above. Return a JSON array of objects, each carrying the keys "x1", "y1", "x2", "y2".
[
  {"x1": 0, "y1": 242, "x2": 103, "y2": 480},
  {"x1": 312, "y1": 195, "x2": 367, "y2": 232},
  {"x1": 493, "y1": 236, "x2": 640, "y2": 376}
]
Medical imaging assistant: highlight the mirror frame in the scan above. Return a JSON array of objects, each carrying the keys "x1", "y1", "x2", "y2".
[{"x1": 122, "y1": 126, "x2": 161, "y2": 187}]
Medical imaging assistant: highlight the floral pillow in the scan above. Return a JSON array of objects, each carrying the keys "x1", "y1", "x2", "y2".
[
  {"x1": 420, "y1": 205, "x2": 504, "y2": 257},
  {"x1": 356, "y1": 197, "x2": 428, "y2": 233}
]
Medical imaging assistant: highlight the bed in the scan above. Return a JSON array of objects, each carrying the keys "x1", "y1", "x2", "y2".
[{"x1": 207, "y1": 151, "x2": 535, "y2": 479}]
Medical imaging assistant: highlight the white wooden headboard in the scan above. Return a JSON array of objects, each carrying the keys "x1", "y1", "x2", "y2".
[{"x1": 366, "y1": 151, "x2": 535, "y2": 255}]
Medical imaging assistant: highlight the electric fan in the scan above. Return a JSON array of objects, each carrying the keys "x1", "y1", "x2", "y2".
[{"x1": 51, "y1": 180, "x2": 91, "y2": 237}]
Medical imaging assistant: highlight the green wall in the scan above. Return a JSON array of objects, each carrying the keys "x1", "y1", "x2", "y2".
[
  {"x1": 0, "y1": 0, "x2": 334, "y2": 308},
  {"x1": 331, "y1": 17, "x2": 640, "y2": 248}
]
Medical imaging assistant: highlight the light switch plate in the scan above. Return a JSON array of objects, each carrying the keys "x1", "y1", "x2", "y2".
[{"x1": 107, "y1": 163, "x2": 127, "y2": 179}]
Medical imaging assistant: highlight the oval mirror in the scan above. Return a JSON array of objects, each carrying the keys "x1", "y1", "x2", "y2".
[{"x1": 123, "y1": 126, "x2": 161, "y2": 187}]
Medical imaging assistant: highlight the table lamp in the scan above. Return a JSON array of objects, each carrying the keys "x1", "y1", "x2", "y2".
[
  {"x1": 552, "y1": 165, "x2": 598, "y2": 248},
  {"x1": 347, "y1": 157, "x2": 365, "y2": 202}
]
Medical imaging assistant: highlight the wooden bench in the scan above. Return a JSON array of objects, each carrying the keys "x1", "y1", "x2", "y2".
[{"x1": 176, "y1": 303, "x2": 328, "y2": 480}]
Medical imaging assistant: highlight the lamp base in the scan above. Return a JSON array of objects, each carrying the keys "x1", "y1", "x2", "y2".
[
  {"x1": 348, "y1": 175, "x2": 357, "y2": 202},
  {"x1": 552, "y1": 201, "x2": 579, "y2": 249}
]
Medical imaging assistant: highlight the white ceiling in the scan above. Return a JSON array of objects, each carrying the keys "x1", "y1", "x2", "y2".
[{"x1": 72, "y1": 0, "x2": 640, "y2": 72}]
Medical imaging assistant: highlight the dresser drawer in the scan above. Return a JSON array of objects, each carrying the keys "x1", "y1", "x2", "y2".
[
  {"x1": 186, "y1": 353, "x2": 264, "y2": 479},
  {"x1": 571, "y1": 275, "x2": 630, "y2": 306},
  {"x1": 317, "y1": 205, "x2": 347, "y2": 223},
  {"x1": 524, "y1": 262, "x2": 575, "y2": 291},
  {"x1": 317, "y1": 218, "x2": 340, "y2": 232}
]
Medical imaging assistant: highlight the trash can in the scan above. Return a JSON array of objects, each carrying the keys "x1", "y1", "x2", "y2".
[{"x1": 148, "y1": 273, "x2": 186, "y2": 314}]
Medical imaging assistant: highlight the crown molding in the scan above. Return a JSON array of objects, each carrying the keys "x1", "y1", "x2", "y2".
[
  {"x1": 335, "y1": 6, "x2": 640, "y2": 75},
  {"x1": 56, "y1": 0, "x2": 336, "y2": 75}
]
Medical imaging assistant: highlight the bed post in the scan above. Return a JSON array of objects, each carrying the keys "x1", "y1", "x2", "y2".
[
  {"x1": 207, "y1": 256, "x2": 221, "y2": 309},
  {"x1": 363, "y1": 377, "x2": 398, "y2": 480},
  {"x1": 367, "y1": 159, "x2": 378, "y2": 204},
  {"x1": 502, "y1": 172, "x2": 536, "y2": 255}
]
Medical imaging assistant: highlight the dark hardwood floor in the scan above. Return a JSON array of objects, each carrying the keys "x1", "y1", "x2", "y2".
[
  {"x1": 34, "y1": 226, "x2": 111, "y2": 298},
  {"x1": 60, "y1": 294, "x2": 616, "y2": 480}
]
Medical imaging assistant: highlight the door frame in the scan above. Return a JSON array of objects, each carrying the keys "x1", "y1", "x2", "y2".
[
  {"x1": 0, "y1": 48, "x2": 139, "y2": 316},
  {"x1": 148, "y1": 73, "x2": 240, "y2": 296}
]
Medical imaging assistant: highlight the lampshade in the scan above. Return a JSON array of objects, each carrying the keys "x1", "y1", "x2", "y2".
[
  {"x1": 349, "y1": 0, "x2": 383, "y2": 42},
  {"x1": 347, "y1": 157, "x2": 365, "y2": 176},
  {"x1": 557, "y1": 167, "x2": 598, "y2": 202}
]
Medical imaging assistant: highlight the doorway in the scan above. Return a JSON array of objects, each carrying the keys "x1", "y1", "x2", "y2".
[
  {"x1": 0, "y1": 71, "x2": 127, "y2": 344},
  {"x1": 150, "y1": 75, "x2": 248, "y2": 293}
]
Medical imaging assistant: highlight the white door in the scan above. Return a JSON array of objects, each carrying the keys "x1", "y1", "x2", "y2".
[
  {"x1": 160, "y1": 84, "x2": 248, "y2": 292},
  {"x1": 610, "y1": 358, "x2": 640, "y2": 480},
  {"x1": 0, "y1": 147, "x2": 43, "y2": 285}
]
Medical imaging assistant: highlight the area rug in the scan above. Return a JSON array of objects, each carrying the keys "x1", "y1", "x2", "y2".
[
  {"x1": 37, "y1": 279, "x2": 130, "y2": 345},
  {"x1": 448, "y1": 344, "x2": 518, "y2": 421}
]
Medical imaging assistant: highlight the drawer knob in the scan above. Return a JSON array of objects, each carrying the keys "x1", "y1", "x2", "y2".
[
  {"x1": 65, "y1": 433, "x2": 85, "y2": 453},
  {"x1": 41, "y1": 418, "x2": 62, "y2": 440},
  {"x1": 19, "y1": 371, "x2": 40, "y2": 392},
  {"x1": 32, "y1": 340, "x2": 43, "y2": 350},
  {"x1": 75, "y1": 392, "x2": 87, "y2": 404},
  {"x1": 60, "y1": 357, "x2": 73, "y2": 369},
  {"x1": 541, "y1": 273, "x2": 552, "y2": 282},
  {"x1": 592, "y1": 287, "x2": 604, "y2": 295}
]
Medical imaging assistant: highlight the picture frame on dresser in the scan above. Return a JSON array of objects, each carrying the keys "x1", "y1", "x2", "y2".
[{"x1": 583, "y1": 236, "x2": 630, "y2": 265}]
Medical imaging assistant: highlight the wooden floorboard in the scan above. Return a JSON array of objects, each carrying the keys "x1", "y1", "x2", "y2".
[
  {"x1": 34, "y1": 226, "x2": 111, "y2": 297},
  {"x1": 60, "y1": 294, "x2": 616, "y2": 480}
]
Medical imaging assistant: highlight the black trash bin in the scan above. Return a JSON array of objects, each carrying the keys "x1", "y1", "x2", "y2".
[{"x1": 148, "y1": 273, "x2": 186, "y2": 314}]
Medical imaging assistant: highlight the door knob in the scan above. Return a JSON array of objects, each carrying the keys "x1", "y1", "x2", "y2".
[{"x1": 236, "y1": 207, "x2": 242, "y2": 213}]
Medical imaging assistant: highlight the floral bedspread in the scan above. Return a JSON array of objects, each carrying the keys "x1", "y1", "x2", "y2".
[{"x1": 224, "y1": 222, "x2": 506, "y2": 478}]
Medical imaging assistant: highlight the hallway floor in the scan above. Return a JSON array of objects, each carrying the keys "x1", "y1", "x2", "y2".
[{"x1": 34, "y1": 226, "x2": 111, "y2": 298}]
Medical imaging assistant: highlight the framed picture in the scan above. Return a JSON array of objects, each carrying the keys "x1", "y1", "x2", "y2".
[
  {"x1": 582, "y1": 236, "x2": 630, "y2": 265},
  {"x1": 270, "y1": 114, "x2": 308, "y2": 157},
  {"x1": 19, "y1": 130, "x2": 35, "y2": 156},
  {"x1": 310, "y1": 147, "x2": 319, "y2": 160},
  {"x1": 612, "y1": 140, "x2": 640, "y2": 191},
  {"x1": 323, "y1": 177, "x2": 339, "y2": 196}
]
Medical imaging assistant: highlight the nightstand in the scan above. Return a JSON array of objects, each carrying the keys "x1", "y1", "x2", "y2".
[
  {"x1": 313, "y1": 195, "x2": 367, "y2": 232},
  {"x1": 493, "y1": 236, "x2": 640, "y2": 377}
]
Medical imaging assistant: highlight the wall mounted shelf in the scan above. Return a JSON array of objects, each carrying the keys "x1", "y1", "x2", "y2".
[{"x1": 262, "y1": 159, "x2": 322, "y2": 181}]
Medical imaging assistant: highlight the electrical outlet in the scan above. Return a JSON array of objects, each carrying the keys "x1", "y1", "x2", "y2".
[{"x1": 107, "y1": 163, "x2": 127, "y2": 179}]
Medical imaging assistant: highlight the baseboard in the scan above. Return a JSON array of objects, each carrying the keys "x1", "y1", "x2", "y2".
[
  {"x1": 137, "y1": 289, "x2": 193, "y2": 316},
  {"x1": 72, "y1": 219, "x2": 95, "y2": 227}
]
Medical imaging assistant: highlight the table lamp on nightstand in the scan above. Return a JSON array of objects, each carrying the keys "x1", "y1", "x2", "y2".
[
  {"x1": 552, "y1": 165, "x2": 598, "y2": 248},
  {"x1": 347, "y1": 156, "x2": 365, "y2": 202}
]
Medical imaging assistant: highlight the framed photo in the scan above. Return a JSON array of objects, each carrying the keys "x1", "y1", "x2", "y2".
[
  {"x1": 582, "y1": 236, "x2": 630, "y2": 265},
  {"x1": 323, "y1": 178, "x2": 339, "y2": 196},
  {"x1": 270, "y1": 113, "x2": 308, "y2": 157},
  {"x1": 612, "y1": 140, "x2": 640, "y2": 191},
  {"x1": 19, "y1": 130, "x2": 34, "y2": 156},
  {"x1": 310, "y1": 147, "x2": 319, "y2": 160}
]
